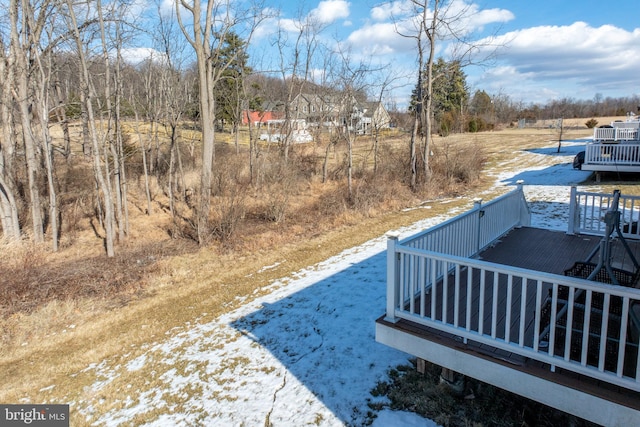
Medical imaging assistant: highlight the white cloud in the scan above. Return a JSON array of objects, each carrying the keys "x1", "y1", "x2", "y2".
[
  {"x1": 350, "y1": 0, "x2": 514, "y2": 59},
  {"x1": 466, "y1": 7, "x2": 514, "y2": 31},
  {"x1": 370, "y1": 0, "x2": 411, "y2": 22},
  {"x1": 483, "y1": 23, "x2": 640, "y2": 86},
  {"x1": 255, "y1": 2, "x2": 349, "y2": 40},
  {"x1": 346, "y1": 21, "x2": 413, "y2": 56},
  {"x1": 279, "y1": 17, "x2": 304, "y2": 33},
  {"x1": 121, "y1": 47, "x2": 166, "y2": 64},
  {"x1": 309, "y1": 0, "x2": 350, "y2": 25},
  {"x1": 467, "y1": 22, "x2": 640, "y2": 103}
]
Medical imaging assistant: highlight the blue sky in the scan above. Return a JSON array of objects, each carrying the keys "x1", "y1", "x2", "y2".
[
  {"x1": 136, "y1": 1, "x2": 639, "y2": 109},
  {"x1": 242, "y1": 0, "x2": 640, "y2": 108}
]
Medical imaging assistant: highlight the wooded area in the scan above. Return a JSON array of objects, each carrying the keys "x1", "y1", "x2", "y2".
[{"x1": 1, "y1": 0, "x2": 638, "y2": 257}]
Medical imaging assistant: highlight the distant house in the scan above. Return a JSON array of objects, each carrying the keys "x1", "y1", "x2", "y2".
[
  {"x1": 243, "y1": 94, "x2": 391, "y2": 138},
  {"x1": 289, "y1": 93, "x2": 391, "y2": 135},
  {"x1": 358, "y1": 101, "x2": 392, "y2": 134},
  {"x1": 242, "y1": 110, "x2": 275, "y2": 125},
  {"x1": 289, "y1": 93, "x2": 341, "y2": 127},
  {"x1": 579, "y1": 114, "x2": 640, "y2": 177},
  {"x1": 242, "y1": 101, "x2": 285, "y2": 126}
]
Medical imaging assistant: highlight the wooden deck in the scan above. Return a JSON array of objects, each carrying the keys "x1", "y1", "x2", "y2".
[
  {"x1": 376, "y1": 226, "x2": 640, "y2": 415},
  {"x1": 478, "y1": 228, "x2": 619, "y2": 276}
]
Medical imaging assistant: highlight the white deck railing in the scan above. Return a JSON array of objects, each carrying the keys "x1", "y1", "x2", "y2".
[
  {"x1": 400, "y1": 183, "x2": 531, "y2": 257},
  {"x1": 387, "y1": 185, "x2": 530, "y2": 296},
  {"x1": 385, "y1": 188, "x2": 640, "y2": 393},
  {"x1": 594, "y1": 127, "x2": 640, "y2": 142},
  {"x1": 568, "y1": 187, "x2": 640, "y2": 239},
  {"x1": 583, "y1": 143, "x2": 640, "y2": 167}
]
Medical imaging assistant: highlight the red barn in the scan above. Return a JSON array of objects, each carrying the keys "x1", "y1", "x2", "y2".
[{"x1": 242, "y1": 110, "x2": 282, "y2": 125}]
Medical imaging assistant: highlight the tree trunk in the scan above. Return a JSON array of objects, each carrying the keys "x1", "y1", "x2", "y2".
[
  {"x1": 422, "y1": 1, "x2": 438, "y2": 182},
  {"x1": 410, "y1": 114, "x2": 419, "y2": 191},
  {"x1": 42, "y1": 131, "x2": 58, "y2": 251},
  {"x1": 34, "y1": 53, "x2": 59, "y2": 250},
  {"x1": 10, "y1": 0, "x2": 43, "y2": 242},
  {"x1": 53, "y1": 83, "x2": 71, "y2": 159},
  {"x1": 66, "y1": 0, "x2": 115, "y2": 256},
  {"x1": 15, "y1": 62, "x2": 45, "y2": 243},
  {"x1": 557, "y1": 118, "x2": 564, "y2": 153},
  {"x1": 176, "y1": 0, "x2": 217, "y2": 245},
  {"x1": 347, "y1": 132, "x2": 353, "y2": 202},
  {"x1": 373, "y1": 124, "x2": 379, "y2": 174},
  {"x1": 247, "y1": 113, "x2": 255, "y2": 184},
  {"x1": 97, "y1": 0, "x2": 125, "y2": 243},
  {"x1": 168, "y1": 135, "x2": 176, "y2": 217},
  {"x1": 0, "y1": 38, "x2": 21, "y2": 241},
  {"x1": 0, "y1": 174, "x2": 21, "y2": 240},
  {"x1": 80, "y1": 90, "x2": 91, "y2": 156},
  {"x1": 115, "y1": 23, "x2": 129, "y2": 236},
  {"x1": 134, "y1": 112, "x2": 153, "y2": 215},
  {"x1": 322, "y1": 140, "x2": 334, "y2": 184}
]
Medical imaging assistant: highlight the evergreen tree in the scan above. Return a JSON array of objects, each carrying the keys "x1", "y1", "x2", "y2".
[
  {"x1": 214, "y1": 32, "x2": 252, "y2": 130},
  {"x1": 410, "y1": 59, "x2": 469, "y2": 135},
  {"x1": 468, "y1": 89, "x2": 493, "y2": 131},
  {"x1": 432, "y1": 59, "x2": 468, "y2": 135}
]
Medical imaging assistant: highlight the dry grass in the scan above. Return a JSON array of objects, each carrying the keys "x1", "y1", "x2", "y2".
[{"x1": 0, "y1": 119, "x2": 630, "y2": 424}]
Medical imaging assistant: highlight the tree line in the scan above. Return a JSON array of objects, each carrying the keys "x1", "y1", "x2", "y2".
[{"x1": 414, "y1": 60, "x2": 640, "y2": 135}]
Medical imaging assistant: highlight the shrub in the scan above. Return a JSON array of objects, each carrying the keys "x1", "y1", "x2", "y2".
[
  {"x1": 467, "y1": 117, "x2": 487, "y2": 133},
  {"x1": 430, "y1": 141, "x2": 485, "y2": 185},
  {"x1": 438, "y1": 111, "x2": 456, "y2": 136},
  {"x1": 585, "y1": 118, "x2": 598, "y2": 128}
]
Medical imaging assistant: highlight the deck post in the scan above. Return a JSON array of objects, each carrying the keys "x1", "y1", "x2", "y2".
[
  {"x1": 567, "y1": 186, "x2": 578, "y2": 235},
  {"x1": 473, "y1": 199, "x2": 482, "y2": 254},
  {"x1": 385, "y1": 232, "x2": 400, "y2": 323},
  {"x1": 516, "y1": 180, "x2": 530, "y2": 227}
]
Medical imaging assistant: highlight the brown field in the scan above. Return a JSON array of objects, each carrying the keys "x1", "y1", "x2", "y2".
[{"x1": 0, "y1": 116, "x2": 636, "y2": 424}]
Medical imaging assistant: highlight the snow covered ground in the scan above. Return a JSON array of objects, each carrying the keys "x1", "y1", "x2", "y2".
[{"x1": 75, "y1": 140, "x2": 597, "y2": 426}]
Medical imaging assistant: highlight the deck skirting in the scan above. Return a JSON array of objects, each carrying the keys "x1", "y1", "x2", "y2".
[{"x1": 376, "y1": 317, "x2": 640, "y2": 427}]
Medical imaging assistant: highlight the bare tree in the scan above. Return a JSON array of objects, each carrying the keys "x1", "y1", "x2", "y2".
[
  {"x1": 9, "y1": 0, "x2": 46, "y2": 243},
  {"x1": 64, "y1": 0, "x2": 116, "y2": 256},
  {"x1": 34, "y1": 19, "x2": 61, "y2": 251},
  {"x1": 272, "y1": 8, "x2": 328, "y2": 162},
  {"x1": 0, "y1": 35, "x2": 22, "y2": 241},
  {"x1": 330, "y1": 48, "x2": 374, "y2": 201},
  {"x1": 95, "y1": 0, "x2": 129, "y2": 242},
  {"x1": 3, "y1": 0, "x2": 66, "y2": 249},
  {"x1": 176, "y1": 0, "x2": 264, "y2": 245},
  {"x1": 369, "y1": 67, "x2": 402, "y2": 174},
  {"x1": 152, "y1": 0, "x2": 193, "y2": 219},
  {"x1": 397, "y1": 0, "x2": 502, "y2": 186}
]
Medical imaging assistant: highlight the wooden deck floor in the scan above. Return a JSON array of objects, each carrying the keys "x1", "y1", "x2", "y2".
[
  {"x1": 478, "y1": 227, "x2": 640, "y2": 279},
  {"x1": 378, "y1": 226, "x2": 640, "y2": 413}
]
